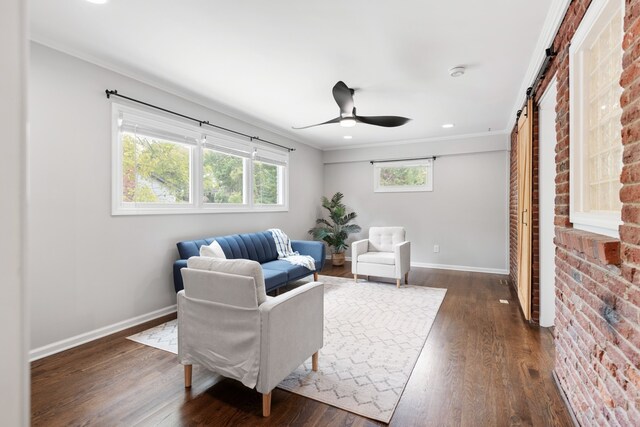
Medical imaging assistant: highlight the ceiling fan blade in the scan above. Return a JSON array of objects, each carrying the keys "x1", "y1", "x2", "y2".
[
  {"x1": 355, "y1": 115, "x2": 411, "y2": 127},
  {"x1": 292, "y1": 117, "x2": 341, "y2": 130},
  {"x1": 332, "y1": 81, "x2": 354, "y2": 115}
]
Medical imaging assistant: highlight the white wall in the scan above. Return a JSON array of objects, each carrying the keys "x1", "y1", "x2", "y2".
[
  {"x1": 29, "y1": 43, "x2": 323, "y2": 354},
  {"x1": 324, "y1": 134, "x2": 509, "y2": 273},
  {"x1": 0, "y1": 0, "x2": 29, "y2": 424}
]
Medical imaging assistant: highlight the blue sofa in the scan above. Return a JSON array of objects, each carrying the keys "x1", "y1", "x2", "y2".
[{"x1": 173, "y1": 231, "x2": 325, "y2": 293}]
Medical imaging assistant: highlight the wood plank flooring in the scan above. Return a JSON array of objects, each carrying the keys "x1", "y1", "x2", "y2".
[{"x1": 31, "y1": 263, "x2": 573, "y2": 426}]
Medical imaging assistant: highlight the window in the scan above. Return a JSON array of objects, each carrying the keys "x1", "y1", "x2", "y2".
[
  {"x1": 569, "y1": 0, "x2": 624, "y2": 237},
  {"x1": 373, "y1": 159, "x2": 433, "y2": 193},
  {"x1": 253, "y1": 147, "x2": 287, "y2": 206},
  {"x1": 112, "y1": 103, "x2": 288, "y2": 215},
  {"x1": 202, "y1": 148, "x2": 245, "y2": 204}
]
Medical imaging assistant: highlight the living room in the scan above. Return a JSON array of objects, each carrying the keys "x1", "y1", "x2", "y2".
[{"x1": 3, "y1": 0, "x2": 639, "y2": 426}]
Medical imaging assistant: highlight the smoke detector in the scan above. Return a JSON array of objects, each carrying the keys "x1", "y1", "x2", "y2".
[{"x1": 449, "y1": 66, "x2": 466, "y2": 77}]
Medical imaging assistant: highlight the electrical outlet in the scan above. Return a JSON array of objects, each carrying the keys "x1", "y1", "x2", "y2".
[{"x1": 433, "y1": 244, "x2": 440, "y2": 253}]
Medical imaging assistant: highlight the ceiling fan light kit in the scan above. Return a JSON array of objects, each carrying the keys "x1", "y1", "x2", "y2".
[
  {"x1": 293, "y1": 81, "x2": 410, "y2": 130},
  {"x1": 340, "y1": 117, "x2": 356, "y2": 127}
]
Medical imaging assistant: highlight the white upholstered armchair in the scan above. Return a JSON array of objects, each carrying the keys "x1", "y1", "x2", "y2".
[
  {"x1": 177, "y1": 257, "x2": 324, "y2": 417},
  {"x1": 352, "y1": 227, "x2": 411, "y2": 287}
]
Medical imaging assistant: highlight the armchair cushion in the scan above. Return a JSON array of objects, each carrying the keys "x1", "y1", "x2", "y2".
[
  {"x1": 186, "y1": 257, "x2": 267, "y2": 305},
  {"x1": 357, "y1": 251, "x2": 395, "y2": 265},
  {"x1": 368, "y1": 226, "x2": 406, "y2": 252}
]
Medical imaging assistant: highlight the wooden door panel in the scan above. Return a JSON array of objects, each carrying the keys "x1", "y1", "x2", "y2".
[{"x1": 516, "y1": 99, "x2": 533, "y2": 320}]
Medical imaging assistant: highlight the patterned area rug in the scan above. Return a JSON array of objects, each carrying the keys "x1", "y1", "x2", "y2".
[{"x1": 127, "y1": 275, "x2": 446, "y2": 423}]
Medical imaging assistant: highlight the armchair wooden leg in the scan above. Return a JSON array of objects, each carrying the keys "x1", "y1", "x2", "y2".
[
  {"x1": 396, "y1": 279, "x2": 401, "y2": 288},
  {"x1": 314, "y1": 272, "x2": 318, "y2": 281},
  {"x1": 262, "y1": 392, "x2": 272, "y2": 417},
  {"x1": 405, "y1": 272, "x2": 409, "y2": 284},
  {"x1": 312, "y1": 351, "x2": 319, "y2": 372},
  {"x1": 184, "y1": 364, "x2": 192, "y2": 388}
]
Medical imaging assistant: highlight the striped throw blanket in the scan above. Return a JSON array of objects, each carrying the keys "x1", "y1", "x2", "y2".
[{"x1": 268, "y1": 229, "x2": 316, "y2": 271}]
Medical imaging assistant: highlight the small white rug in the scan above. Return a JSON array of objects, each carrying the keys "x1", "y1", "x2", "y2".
[{"x1": 127, "y1": 275, "x2": 446, "y2": 423}]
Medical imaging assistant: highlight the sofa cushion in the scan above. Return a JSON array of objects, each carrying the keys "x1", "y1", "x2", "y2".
[
  {"x1": 368, "y1": 227, "x2": 406, "y2": 252},
  {"x1": 262, "y1": 268, "x2": 288, "y2": 292},
  {"x1": 261, "y1": 259, "x2": 311, "y2": 281},
  {"x1": 357, "y1": 251, "x2": 396, "y2": 265},
  {"x1": 186, "y1": 257, "x2": 267, "y2": 305}
]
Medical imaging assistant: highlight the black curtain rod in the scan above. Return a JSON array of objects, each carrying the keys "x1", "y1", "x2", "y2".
[
  {"x1": 370, "y1": 156, "x2": 436, "y2": 164},
  {"x1": 105, "y1": 89, "x2": 295, "y2": 152}
]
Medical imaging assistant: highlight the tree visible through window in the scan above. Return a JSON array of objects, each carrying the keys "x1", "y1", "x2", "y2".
[
  {"x1": 203, "y1": 149, "x2": 244, "y2": 204},
  {"x1": 253, "y1": 161, "x2": 280, "y2": 204},
  {"x1": 121, "y1": 133, "x2": 191, "y2": 203},
  {"x1": 374, "y1": 159, "x2": 433, "y2": 192},
  {"x1": 379, "y1": 165, "x2": 427, "y2": 187}
]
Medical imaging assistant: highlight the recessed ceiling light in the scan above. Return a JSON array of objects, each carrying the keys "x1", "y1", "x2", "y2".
[
  {"x1": 86, "y1": 0, "x2": 108, "y2": 4},
  {"x1": 442, "y1": 123, "x2": 455, "y2": 128},
  {"x1": 343, "y1": 135, "x2": 353, "y2": 139}
]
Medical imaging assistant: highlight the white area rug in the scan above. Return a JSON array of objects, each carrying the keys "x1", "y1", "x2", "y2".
[{"x1": 127, "y1": 275, "x2": 446, "y2": 423}]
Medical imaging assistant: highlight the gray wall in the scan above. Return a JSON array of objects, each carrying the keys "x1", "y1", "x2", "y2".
[
  {"x1": 29, "y1": 43, "x2": 323, "y2": 352},
  {"x1": 1, "y1": 0, "x2": 29, "y2": 423},
  {"x1": 323, "y1": 135, "x2": 509, "y2": 273}
]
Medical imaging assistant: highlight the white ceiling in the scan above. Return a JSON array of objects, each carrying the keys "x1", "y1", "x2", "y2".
[{"x1": 30, "y1": 0, "x2": 553, "y2": 150}]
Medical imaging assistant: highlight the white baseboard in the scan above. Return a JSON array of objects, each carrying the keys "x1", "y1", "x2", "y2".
[
  {"x1": 29, "y1": 305, "x2": 177, "y2": 362},
  {"x1": 410, "y1": 262, "x2": 508, "y2": 275},
  {"x1": 327, "y1": 255, "x2": 508, "y2": 275}
]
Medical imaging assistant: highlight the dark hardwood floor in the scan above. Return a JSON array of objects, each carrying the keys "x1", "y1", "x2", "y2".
[{"x1": 31, "y1": 263, "x2": 573, "y2": 426}]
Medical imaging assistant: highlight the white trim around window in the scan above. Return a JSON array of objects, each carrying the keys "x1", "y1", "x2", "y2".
[
  {"x1": 111, "y1": 103, "x2": 289, "y2": 215},
  {"x1": 569, "y1": 0, "x2": 624, "y2": 238}
]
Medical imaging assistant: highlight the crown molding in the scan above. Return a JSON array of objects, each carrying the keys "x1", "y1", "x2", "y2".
[{"x1": 507, "y1": 0, "x2": 571, "y2": 125}]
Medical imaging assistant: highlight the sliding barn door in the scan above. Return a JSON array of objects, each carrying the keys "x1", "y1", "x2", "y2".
[{"x1": 516, "y1": 99, "x2": 533, "y2": 320}]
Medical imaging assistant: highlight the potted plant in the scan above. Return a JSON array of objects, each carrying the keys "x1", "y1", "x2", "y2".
[{"x1": 308, "y1": 192, "x2": 361, "y2": 266}]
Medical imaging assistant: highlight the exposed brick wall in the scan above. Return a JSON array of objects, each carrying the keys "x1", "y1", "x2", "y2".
[{"x1": 509, "y1": 0, "x2": 640, "y2": 424}]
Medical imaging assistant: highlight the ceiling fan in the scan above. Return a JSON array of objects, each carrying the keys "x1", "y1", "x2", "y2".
[{"x1": 293, "y1": 81, "x2": 411, "y2": 130}]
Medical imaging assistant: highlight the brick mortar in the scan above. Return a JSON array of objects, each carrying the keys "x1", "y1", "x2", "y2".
[{"x1": 509, "y1": 0, "x2": 640, "y2": 424}]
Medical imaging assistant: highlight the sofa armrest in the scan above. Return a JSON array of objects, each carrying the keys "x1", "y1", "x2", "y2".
[
  {"x1": 291, "y1": 240, "x2": 325, "y2": 271},
  {"x1": 394, "y1": 241, "x2": 411, "y2": 276},
  {"x1": 351, "y1": 239, "x2": 369, "y2": 274},
  {"x1": 257, "y1": 281, "x2": 324, "y2": 393},
  {"x1": 173, "y1": 259, "x2": 188, "y2": 293}
]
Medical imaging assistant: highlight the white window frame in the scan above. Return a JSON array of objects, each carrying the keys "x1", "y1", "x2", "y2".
[
  {"x1": 373, "y1": 159, "x2": 433, "y2": 193},
  {"x1": 569, "y1": 0, "x2": 624, "y2": 238},
  {"x1": 111, "y1": 103, "x2": 289, "y2": 215}
]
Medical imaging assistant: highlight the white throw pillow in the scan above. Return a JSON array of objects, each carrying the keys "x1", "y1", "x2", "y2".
[{"x1": 200, "y1": 240, "x2": 226, "y2": 259}]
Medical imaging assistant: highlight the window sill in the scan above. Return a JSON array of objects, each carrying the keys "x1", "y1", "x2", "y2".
[{"x1": 555, "y1": 227, "x2": 621, "y2": 266}]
